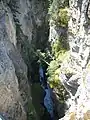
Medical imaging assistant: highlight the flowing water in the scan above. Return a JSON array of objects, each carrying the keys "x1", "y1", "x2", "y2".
[{"x1": 39, "y1": 65, "x2": 54, "y2": 119}]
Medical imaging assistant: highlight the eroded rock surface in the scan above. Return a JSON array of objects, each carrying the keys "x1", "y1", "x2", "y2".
[
  {"x1": 59, "y1": 0, "x2": 90, "y2": 119},
  {"x1": 0, "y1": 1, "x2": 37, "y2": 120}
]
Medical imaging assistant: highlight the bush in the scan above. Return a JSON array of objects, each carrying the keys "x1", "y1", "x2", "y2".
[
  {"x1": 48, "y1": 0, "x2": 69, "y2": 27},
  {"x1": 47, "y1": 36, "x2": 69, "y2": 102},
  {"x1": 59, "y1": 8, "x2": 69, "y2": 27}
]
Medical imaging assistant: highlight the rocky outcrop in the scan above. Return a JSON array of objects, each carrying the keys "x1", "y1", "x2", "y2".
[
  {"x1": 48, "y1": 1, "x2": 69, "y2": 118},
  {"x1": 7, "y1": 0, "x2": 49, "y2": 50},
  {"x1": 0, "y1": 4, "x2": 26, "y2": 120},
  {"x1": 59, "y1": 0, "x2": 90, "y2": 119},
  {"x1": 49, "y1": 20, "x2": 67, "y2": 44},
  {"x1": 69, "y1": 0, "x2": 90, "y2": 69},
  {"x1": 0, "y1": 1, "x2": 38, "y2": 120}
]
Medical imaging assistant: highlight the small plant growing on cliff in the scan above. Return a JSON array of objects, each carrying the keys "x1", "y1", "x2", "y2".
[
  {"x1": 59, "y1": 8, "x2": 69, "y2": 27},
  {"x1": 47, "y1": 35, "x2": 69, "y2": 102},
  {"x1": 48, "y1": 0, "x2": 69, "y2": 27}
]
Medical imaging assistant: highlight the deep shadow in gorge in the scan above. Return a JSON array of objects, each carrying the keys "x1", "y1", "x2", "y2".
[
  {"x1": 28, "y1": 29, "x2": 65, "y2": 120},
  {"x1": 15, "y1": 12, "x2": 65, "y2": 120},
  {"x1": 12, "y1": 0, "x2": 65, "y2": 119},
  {"x1": 0, "y1": 0, "x2": 68, "y2": 119},
  {"x1": 1, "y1": 0, "x2": 89, "y2": 119},
  {"x1": 29, "y1": 26, "x2": 54, "y2": 120},
  {"x1": 15, "y1": 11, "x2": 54, "y2": 120}
]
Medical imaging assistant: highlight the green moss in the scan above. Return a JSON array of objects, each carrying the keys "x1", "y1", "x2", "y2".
[{"x1": 59, "y1": 8, "x2": 69, "y2": 27}]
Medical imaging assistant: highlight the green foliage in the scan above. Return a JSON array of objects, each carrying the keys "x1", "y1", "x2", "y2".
[
  {"x1": 36, "y1": 49, "x2": 50, "y2": 65},
  {"x1": 47, "y1": 51, "x2": 69, "y2": 86},
  {"x1": 51, "y1": 36, "x2": 69, "y2": 58},
  {"x1": 47, "y1": 37, "x2": 69, "y2": 102},
  {"x1": 47, "y1": 57, "x2": 67, "y2": 102},
  {"x1": 47, "y1": 60, "x2": 60, "y2": 87},
  {"x1": 49, "y1": 7, "x2": 69, "y2": 27},
  {"x1": 47, "y1": 0, "x2": 69, "y2": 95},
  {"x1": 59, "y1": 8, "x2": 69, "y2": 27},
  {"x1": 48, "y1": 0, "x2": 69, "y2": 26}
]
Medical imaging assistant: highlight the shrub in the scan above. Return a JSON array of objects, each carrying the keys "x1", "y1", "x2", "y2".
[
  {"x1": 48, "y1": 0, "x2": 69, "y2": 27},
  {"x1": 47, "y1": 36, "x2": 69, "y2": 102},
  {"x1": 59, "y1": 8, "x2": 69, "y2": 27}
]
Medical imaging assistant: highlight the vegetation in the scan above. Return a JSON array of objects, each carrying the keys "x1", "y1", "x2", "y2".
[
  {"x1": 47, "y1": 0, "x2": 69, "y2": 102},
  {"x1": 59, "y1": 8, "x2": 69, "y2": 27},
  {"x1": 48, "y1": 0, "x2": 69, "y2": 27},
  {"x1": 47, "y1": 39, "x2": 69, "y2": 102},
  {"x1": 24, "y1": 0, "x2": 70, "y2": 103},
  {"x1": 9, "y1": 0, "x2": 70, "y2": 118}
]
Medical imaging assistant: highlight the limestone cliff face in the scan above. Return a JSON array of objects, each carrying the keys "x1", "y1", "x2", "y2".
[
  {"x1": 0, "y1": 2, "x2": 28, "y2": 119},
  {"x1": 59, "y1": 0, "x2": 90, "y2": 119},
  {"x1": 69, "y1": 0, "x2": 90, "y2": 69},
  {"x1": 0, "y1": 0, "x2": 48, "y2": 119},
  {"x1": 7, "y1": 0, "x2": 48, "y2": 49}
]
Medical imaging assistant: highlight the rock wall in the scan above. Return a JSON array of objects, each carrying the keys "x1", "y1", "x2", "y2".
[
  {"x1": 0, "y1": 0, "x2": 49, "y2": 119},
  {"x1": 69, "y1": 0, "x2": 90, "y2": 69},
  {"x1": 7, "y1": 0, "x2": 49, "y2": 49},
  {"x1": 48, "y1": 1, "x2": 69, "y2": 118},
  {"x1": 59, "y1": 0, "x2": 90, "y2": 119},
  {"x1": 0, "y1": 2, "x2": 29, "y2": 119}
]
